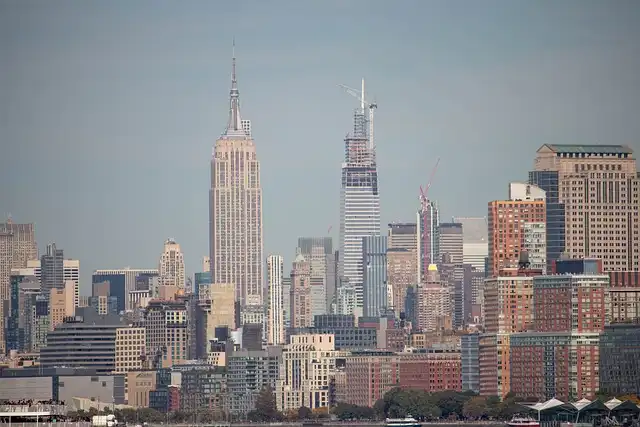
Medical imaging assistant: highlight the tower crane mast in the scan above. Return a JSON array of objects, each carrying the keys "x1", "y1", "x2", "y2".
[{"x1": 338, "y1": 79, "x2": 377, "y2": 158}]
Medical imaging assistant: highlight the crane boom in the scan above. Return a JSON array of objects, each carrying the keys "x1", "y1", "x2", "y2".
[{"x1": 338, "y1": 79, "x2": 377, "y2": 153}]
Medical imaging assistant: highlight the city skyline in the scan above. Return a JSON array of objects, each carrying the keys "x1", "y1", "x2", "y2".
[{"x1": 2, "y1": 1, "x2": 640, "y2": 288}]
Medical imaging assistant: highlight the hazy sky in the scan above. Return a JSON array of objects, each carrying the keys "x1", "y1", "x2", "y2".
[{"x1": 2, "y1": 0, "x2": 640, "y2": 292}]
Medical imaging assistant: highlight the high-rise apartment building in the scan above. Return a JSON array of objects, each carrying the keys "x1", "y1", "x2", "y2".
[
  {"x1": 290, "y1": 253, "x2": 312, "y2": 329},
  {"x1": 387, "y1": 248, "x2": 418, "y2": 317},
  {"x1": 531, "y1": 144, "x2": 639, "y2": 271},
  {"x1": 210, "y1": 48, "x2": 263, "y2": 309},
  {"x1": 339, "y1": 83, "x2": 381, "y2": 314},
  {"x1": 158, "y1": 238, "x2": 186, "y2": 289},
  {"x1": 487, "y1": 183, "x2": 547, "y2": 277},
  {"x1": 417, "y1": 201, "x2": 439, "y2": 282},
  {"x1": 416, "y1": 265, "x2": 451, "y2": 333},
  {"x1": 266, "y1": 255, "x2": 285, "y2": 345},
  {"x1": 453, "y1": 217, "x2": 488, "y2": 272},
  {"x1": 49, "y1": 281, "x2": 75, "y2": 330},
  {"x1": 439, "y1": 223, "x2": 463, "y2": 265},
  {"x1": 362, "y1": 235, "x2": 388, "y2": 317},
  {"x1": 144, "y1": 300, "x2": 189, "y2": 368}
]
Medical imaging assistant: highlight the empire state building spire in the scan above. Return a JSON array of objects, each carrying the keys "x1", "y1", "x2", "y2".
[{"x1": 224, "y1": 40, "x2": 246, "y2": 137}]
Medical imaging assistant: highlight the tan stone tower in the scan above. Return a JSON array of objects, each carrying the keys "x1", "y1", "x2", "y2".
[{"x1": 209, "y1": 44, "x2": 264, "y2": 310}]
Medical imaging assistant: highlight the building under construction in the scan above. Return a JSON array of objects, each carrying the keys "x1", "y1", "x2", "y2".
[{"x1": 338, "y1": 79, "x2": 381, "y2": 314}]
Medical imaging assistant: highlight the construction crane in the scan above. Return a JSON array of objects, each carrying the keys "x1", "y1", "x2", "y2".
[
  {"x1": 418, "y1": 158, "x2": 441, "y2": 279},
  {"x1": 338, "y1": 79, "x2": 378, "y2": 155}
]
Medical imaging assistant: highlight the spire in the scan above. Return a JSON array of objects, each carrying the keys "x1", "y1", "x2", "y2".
[{"x1": 224, "y1": 38, "x2": 245, "y2": 136}]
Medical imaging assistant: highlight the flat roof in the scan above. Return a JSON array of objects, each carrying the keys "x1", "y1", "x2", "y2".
[{"x1": 541, "y1": 144, "x2": 633, "y2": 155}]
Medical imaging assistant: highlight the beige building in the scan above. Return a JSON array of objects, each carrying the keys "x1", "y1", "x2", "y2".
[
  {"x1": 158, "y1": 238, "x2": 185, "y2": 289},
  {"x1": 416, "y1": 265, "x2": 451, "y2": 333},
  {"x1": 290, "y1": 253, "x2": 312, "y2": 329},
  {"x1": 277, "y1": 334, "x2": 348, "y2": 412},
  {"x1": 49, "y1": 281, "x2": 75, "y2": 330},
  {"x1": 209, "y1": 283, "x2": 236, "y2": 337},
  {"x1": 115, "y1": 327, "x2": 146, "y2": 399},
  {"x1": 26, "y1": 258, "x2": 81, "y2": 307},
  {"x1": 387, "y1": 249, "x2": 418, "y2": 316},
  {"x1": 144, "y1": 300, "x2": 189, "y2": 368},
  {"x1": 533, "y1": 144, "x2": 640, "y2": 271},
  {"x1": 127, "y1": 370, "x2": 156, "y2": 408},
  {"x1": 209, "y1": 51, "x2": 264, "y2": 310},
  {"x1": 439, "y1": 223, "x2": 463, "y2": 265}
]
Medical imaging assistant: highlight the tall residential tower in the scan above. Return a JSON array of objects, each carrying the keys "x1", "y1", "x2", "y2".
[
  {"x1": 338, "y1": 79, "x2": 381, "y2": 314},
  {"x1": 210, "y1": 46, "x2": 264, "y2": 309}
]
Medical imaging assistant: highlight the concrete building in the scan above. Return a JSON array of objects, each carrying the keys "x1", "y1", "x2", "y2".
[
  {"x1": 438, "y1": 223, "x2": 463, "y2": 265},
  {"x1": 362, "y1": 235, "x2": 388, "y2": 318},
  {"x1": 227, "y1": 346, "x2": 282, "y2": 416},
  {"x1": 158, "y1": 238, "x2": 186, "y2": 289},
  {"x1": 339, "y1": 88, "x2": 381, "y2": 315},
  {"x1": 39, "y1": 307, "x2": 125, "y2": 375},
  {"x1": 531, "y1": 144, "x2": 640, "y2": 271},
  {"x1": 388, "y1": 223, "x2": 418, "y2": 253},
  {"x1": 487, "y1": 183, "x2": 547, "y2": 277},
  {"x1": 290, "y1": 253, "x2": 312, "y2": 329},
  {"x1": 453, "y1": 217, "x2": 488, "y2": 272},
  {"x1": 179, "y1": 364, "x2": 227, "y2": 414},
  {"x1": 144, "y1": 300, "x2": 189, "y2": 368},
  {"x1": 0, "y1": 367, "x2": 125, "y2": 406},
  {"x1": 115, "y1": 326, "x2": 146, "y2": 398},
  {"x1": 416, "y1": 265, "x2": 451, "y2": 333},
  {"x1": 277, "y1": 334, "x2": 348, "y2": 412},
  {"x1": 209, "y1": 283, "x2": 236, "y2": 336},
  {"x1": 49, "y1": 281, "x2": 75, "y2": 330},
  {"x1": 127, "y1": 370, "x2": 157, "y2": 408},
  {"x1": 608, "y1": 271, "x2": 640, "y2": 323},
  {"x1": 93, "y1": 268, "x2": 159, "y2": 311},
  {"x1": 210, "y1": 50, "x2": 264, "y2": 310},
  {"x1": 0, "y1": 220, "x2": 37, "y2": 312},
  {"x1": 266, "y1": 255, "x2": 285, "y2": 345}
]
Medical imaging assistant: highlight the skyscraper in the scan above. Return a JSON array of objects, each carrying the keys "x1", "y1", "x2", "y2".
[
  {"x1": 417, "y1": 201, "x2": 439, "y2": 282},
  {"x1": 531, "y1": 144, "x2": 639, "y2": 271},
  {"x1": 40, "y1": 243, "x2": 64, "y2": 299},
  {"x1": 362, "y1": 235, "x2": 388, "y2": 317},
  {"x1": 210, "y1": 46, "x2": 263, "y2": 309},
  {"x1": 266, "y1": 255, "x2": 285, "y2": 345},
  {"x1": 158, "y1": 238, "x2": 186, "y2": 289},
  {"x1": 452, "y1": 217, "x2": 488, "y2": 272},
  {"x1": 339, "y1": 80, "x2": 380, "y2": 313},
  {"x1": 298, "y1": 237, "x2": 333, "y2": 316}
]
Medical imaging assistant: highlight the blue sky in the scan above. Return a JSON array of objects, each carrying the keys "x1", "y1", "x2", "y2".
[{"x1": 2, "y1": 0, "x2": 639, "y2": 292}]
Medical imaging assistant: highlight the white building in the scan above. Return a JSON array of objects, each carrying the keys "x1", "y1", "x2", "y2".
[
  {"x1": 266, "y1": 255, "x2": 285, "y2": 345},
  {"x1": 158, "y1": 238, "x2": 185, "y2": 289},
  {"x1": 453, "y1": 217, "x2": 488, "y2": 273}
]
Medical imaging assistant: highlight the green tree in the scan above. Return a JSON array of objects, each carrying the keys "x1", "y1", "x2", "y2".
[
  {"x1": 247, "y1": 386, "x2": 283, "y2": 422},
  {"x1": 463, "y1": 396, "x2": 488, "y2": 420},
  {"x1": 298, "y1": 406, "x2": 313, "y2": 420}
]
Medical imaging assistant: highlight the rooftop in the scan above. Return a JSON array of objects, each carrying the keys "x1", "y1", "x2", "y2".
[{"x1": 540, "y1": 144, "x2": 634, "y2": 155}]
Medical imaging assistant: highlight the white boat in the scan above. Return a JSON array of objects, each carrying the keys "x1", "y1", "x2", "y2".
[
  {"x1": 508, "y1": 416, "x2": 540, "y2": 427},
  {"x1": 385, "y1": 415, "x2": 421, "y2": 427}
]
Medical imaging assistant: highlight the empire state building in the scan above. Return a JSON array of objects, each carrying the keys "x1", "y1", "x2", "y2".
[{"x1": 209, "y1": 48, "x2": 263, "y2": 309}]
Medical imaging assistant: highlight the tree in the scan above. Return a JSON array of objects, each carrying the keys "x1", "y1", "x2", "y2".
[
  {"x1": 463, "y1": 396, "x2": 488, "y2": 420},
  {"x1": 247, "y1": 386, "x2": 283, "y2": 422},
  {"x1": 298, "y1": 406, "x2": 313, "y2": 420}
]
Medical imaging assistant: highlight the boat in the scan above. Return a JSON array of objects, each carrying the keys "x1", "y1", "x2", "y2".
[
  {"x1": 385, "y1": 415, "x2": 421, "y2": 427},
  {"x1": 507, "y1": 416, "x2": 540, "y2": 427}
]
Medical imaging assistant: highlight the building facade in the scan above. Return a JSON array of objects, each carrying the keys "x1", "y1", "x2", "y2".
[
  {"x1": 362, "y1": 235, "x2": 388, "y2": 317},
  {"x1": 266, "y1": 255, "x2": 285, "y2": 345},
  {"x1": 158, "y1": 238, "x2": 186, "y2": 289}
]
